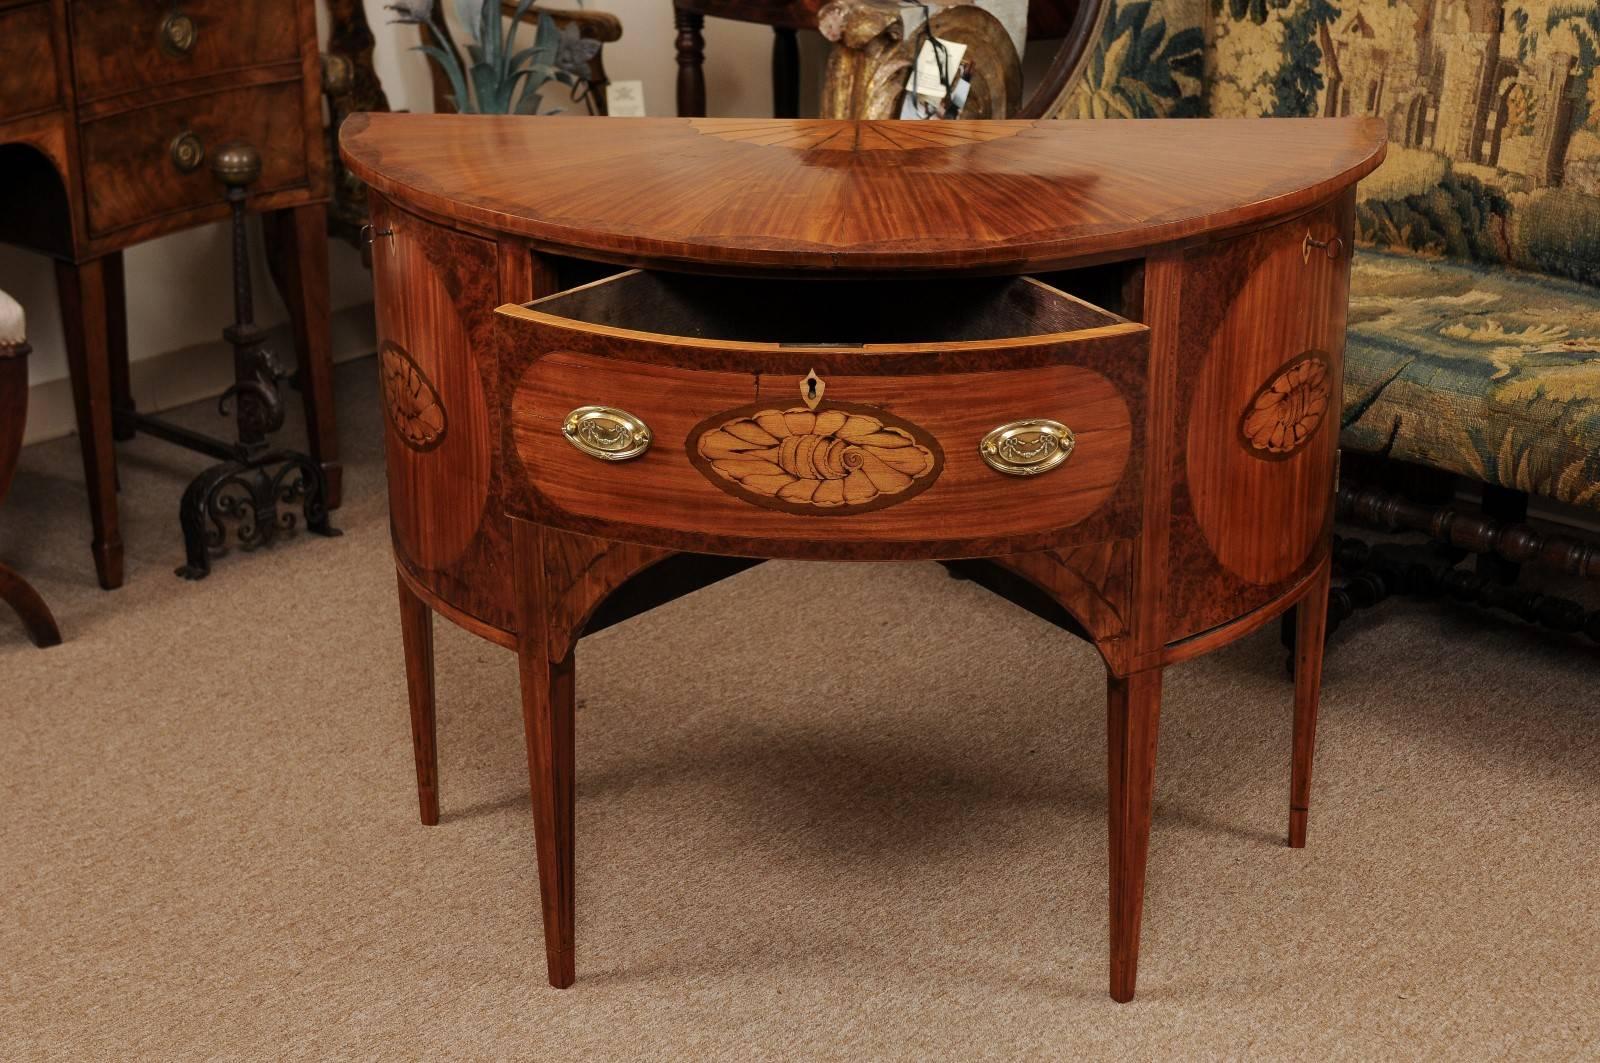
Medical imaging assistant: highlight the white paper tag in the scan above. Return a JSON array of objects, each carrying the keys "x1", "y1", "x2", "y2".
[
  {"x1": 906, "y1": 37, "x2": 966, "y2": 105},
  {"x1": 608, "y1": 80, "x2": 647, "y2": 117}
]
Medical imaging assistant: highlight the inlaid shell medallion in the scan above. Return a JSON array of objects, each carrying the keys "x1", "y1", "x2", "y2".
[
  {"x1": 689, "y1": 402, "x2": 942, "y2": 514},
  {"x1": 1239, "y1": 353, "x2": 1330, "y2": 460},
  {"x1": 379, "y1": 342, "x2": 446, "y2": 452}
]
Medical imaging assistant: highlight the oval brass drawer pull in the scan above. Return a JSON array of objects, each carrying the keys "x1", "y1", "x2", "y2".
[
  {"x1": 160, "y1": 12, "x2": 198, "y2": 56},
  {"x1": 562, "y1": 405, "x2": 652, "y2": 462},
  {"x1": 980, "y1": 419, "x2": 1075, "y2": 476},
  {"x1": 169, "y1": 131, "x2": 205, "y2": 173}
]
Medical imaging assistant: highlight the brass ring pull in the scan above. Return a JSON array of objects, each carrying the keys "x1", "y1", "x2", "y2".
[
  {"x1": 1302, "y1": 233, "x2": 1343, "y2": 263},
  {"x1": 562, "y1": 405, "x2": 652, "y2": 462},
  {"x1": 160, "y1": 12, "x2": 197, "y2": 56},
  {"x1": 169, "y1": 131, "x2": 205, "y2": 173},
  {"x1": 980, "y1": 419, "x2": 1075, "y2": 477}
]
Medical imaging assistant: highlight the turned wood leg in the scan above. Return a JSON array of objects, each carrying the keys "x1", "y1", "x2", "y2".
[
  {"x1": 55, "y1": 257, "x2": 124, "y2": 590},
  {"x1": 266, "y1": 204, "x2": 342, "y2": 509},
  {"x1": 397, "y1": 571, "x2": 439, "y2": 826},
  {"x1": 1107, "y1": 667, "x2": 1162, "y2": 1003},
  {"x1": 103, "y1": 251, "x2": 135, "y2": 442},
  {"x1": 1289, "y1": 559, "x2": 1332, "y2": 848},
  {"x1": 0, "y1": 563, "x2": 62, "y2": 648},
  {"x1": 674, "y1": 8, "x2": 707, "y2": 117},
  {"x1": 772, "y1": 27, "x2": 800, "y2": 118}
]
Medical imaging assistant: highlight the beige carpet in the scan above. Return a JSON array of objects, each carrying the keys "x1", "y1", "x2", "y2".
[{"x1": 3, "y1": 358, "x2": 1598, "y2": 1060}]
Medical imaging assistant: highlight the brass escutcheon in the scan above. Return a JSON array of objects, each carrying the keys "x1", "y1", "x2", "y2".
[
  {"x1": 160, "y1": 12, "x2": 197, "y2": 56},
  {"x1": 979, "y1": 419, "x2": 1075, "y2": 476},
  {"x1": 169, "y1": 131, "x2": 205, "y2": 172},
  {"x1": 562, "y1": 405, "x2": 652, "y2": 462}
]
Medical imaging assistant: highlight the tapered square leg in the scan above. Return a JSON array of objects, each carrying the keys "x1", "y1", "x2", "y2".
[
  {"x1": 265, "y1": 204, "x2": 342, "y2": 508},
  {"x1": 1107, "y1": 667, "x2": 1162, "y2": 1003},
  {"x1": 397, "y1": 571, "x2": 439, "y2": 826},
  {"x1": 55, "y1": 257, "x2": 124, "y2": 590},
  {"x1": 1289, "y1": 560, "x2": 1332, "y2": 848},
  {"x1": 103, "y1": 251, "x2": 135, "y2": 442},
  {"x1": 515, "y1": 522, "x2": 576, "y2": 988}
]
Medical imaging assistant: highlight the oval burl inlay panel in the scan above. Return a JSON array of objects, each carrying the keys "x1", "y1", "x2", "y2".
[
  {"x1": 380, "y1": 341, "x2": 447, "y2": 452},
  {"x1": 1239, "y1": 353, "x2": 1330, "y2": 460},
  {"x1": 689, "y1": 402, "x2": 942, "y2": 515}
]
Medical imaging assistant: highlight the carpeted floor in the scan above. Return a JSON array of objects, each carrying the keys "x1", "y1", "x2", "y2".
[{"x1": 3, "y1": 358, "x2": 1598, "y2": 1060}]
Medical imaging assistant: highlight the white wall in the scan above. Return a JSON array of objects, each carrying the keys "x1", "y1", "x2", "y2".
[{"x1": 6, "y1": 0, "x2": 819, "y2": 418}]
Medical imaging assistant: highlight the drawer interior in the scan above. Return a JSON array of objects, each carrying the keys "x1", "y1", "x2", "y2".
[{"x1": 523, "y1": 270, "x2": 1129, "y2": 347}]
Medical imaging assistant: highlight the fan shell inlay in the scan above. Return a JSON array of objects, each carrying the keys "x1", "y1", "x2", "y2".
[
  {"x1": 380, "y1": 341, "x2": 447, "y2": 452},
  {"x1": 689, "y1": 118, "x2": 1030, "y2": 153},
  {"x1": 1239, "y1": 353, "x2": 1330, "y2": 460},
  {"x1": 689, "y1": 401, "x2": 942, "y2": 515}
]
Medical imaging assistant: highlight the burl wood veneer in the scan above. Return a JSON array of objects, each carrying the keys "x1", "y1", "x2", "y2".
[{"x1": 341, "y1": 113, "x2": 1387, "y2": 1002}]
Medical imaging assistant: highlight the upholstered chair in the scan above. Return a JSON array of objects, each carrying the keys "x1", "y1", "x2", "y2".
[{"x1": 0, "y1": 288, "x2": 63, "y2": 647}]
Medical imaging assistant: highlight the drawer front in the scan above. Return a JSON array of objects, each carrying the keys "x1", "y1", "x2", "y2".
[
  {"x1": 0, "y1": 3, "x2": 60, "y2": 121},
  {"x1": 503, "y1": 343, "x2": 1146, "y2": 560},
  {"x1": 79, "y1": 80, "x2": 307, "y2": 235},
  {"x1": 69, "y1": 0, "x2": 299, "y2": 102}
]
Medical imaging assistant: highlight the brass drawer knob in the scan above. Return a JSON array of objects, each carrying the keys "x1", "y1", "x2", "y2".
[
  {"x1": 980, "y1": 419, "x2": 1075, "y2": 476},
  {"x1": 160, "y1": 12, "x2": 198, "y2": 56},
  {"x1": 169, "y1": 131, "x2": 205, "y2": 173},
  {"x1": 562, "y1": 405, "x2": 652, "y2": 462}
]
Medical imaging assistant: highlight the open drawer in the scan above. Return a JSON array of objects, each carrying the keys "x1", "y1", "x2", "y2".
[{"x1": 495, "y1": 270, "x2": 1149, "y2": 559}]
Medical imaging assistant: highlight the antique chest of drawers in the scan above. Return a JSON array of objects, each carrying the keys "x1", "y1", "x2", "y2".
[{"x1": 0, "y1": 0, "x2": 336, "y2": 589}]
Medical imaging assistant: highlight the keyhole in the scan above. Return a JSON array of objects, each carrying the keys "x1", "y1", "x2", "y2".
[{"x1": 807, "y1": 379, "x2": 818, "y2": 399}]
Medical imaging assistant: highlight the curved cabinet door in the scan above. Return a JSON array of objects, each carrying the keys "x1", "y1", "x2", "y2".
[
  {"x1": 1167, "y1": 194, "x2": 1355, "y2": 643},
  {"x1": 371, "y1": 199, "x2": 516, "y2": 634}
]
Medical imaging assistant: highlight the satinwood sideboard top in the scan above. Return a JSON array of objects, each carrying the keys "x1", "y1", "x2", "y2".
[{"x1": 340, "y1": 114, "x2": 1385, "y2": 273}]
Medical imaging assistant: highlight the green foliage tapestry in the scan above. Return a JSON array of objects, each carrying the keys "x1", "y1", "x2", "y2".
[
  {"x1": 1205, "y1": 0, "x2": 1600, "y2": 286},
  {"x1": 1048, "y1": 0, "x2": 1206, "y2": 119}
]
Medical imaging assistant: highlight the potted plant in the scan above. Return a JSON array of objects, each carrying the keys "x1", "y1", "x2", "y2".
[{"x1": 387, "y1": 0, "x2": 601, "y2": 114}]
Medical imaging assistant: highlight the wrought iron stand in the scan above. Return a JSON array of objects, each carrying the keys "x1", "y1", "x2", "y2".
[{"x1": 117, "y1": 143, "x2": 339, "y2": 579}]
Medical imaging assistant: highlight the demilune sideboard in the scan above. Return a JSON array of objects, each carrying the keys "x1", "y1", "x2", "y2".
[{"x1": 340, "y1": 113, "x2": 1387, "y2": 1002}]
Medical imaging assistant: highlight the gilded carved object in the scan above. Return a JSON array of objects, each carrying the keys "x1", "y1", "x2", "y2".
[
  {"x1": 817, "y1": 0, "x2": 1022, "y2": 120},
  {"x1": 690, "y1": 402, "x2": 941, "y2": 514}
]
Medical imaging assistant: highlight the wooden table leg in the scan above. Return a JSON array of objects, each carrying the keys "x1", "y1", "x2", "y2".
[
  {"x1": 1289, "y1": 558, "x2": 1332, "y2": 848},
  {"x1": 0, "y1": 562, "x2": 61, "y2": 647},
  {"x1": 1107, "y1": 667, "x2": 1162, "y2": 1003},
  {"x1": 103, "y1": 251, "x2": 135, "y2": 442},
  {"x1": 55, "y1": 256, "x2": 124, "y2": 590},
  {"x1": 516, "y1": 522, "x2": 577, "y2": 988},
  {"x1": 0, "y1": 354, "x2": 62, "y2": 646},
  {"x1": 266, "y1": 204, "x2": 342, "y2": 509},
  {"x1": 675, "y1": 8, "x2": 707, "y2": 117},
  {"x1": 772, "y1": 27, "x2": 800, "y2": 118},
  {"x1": 397, "y1": 571, "x2": 440, "y2": 826}
]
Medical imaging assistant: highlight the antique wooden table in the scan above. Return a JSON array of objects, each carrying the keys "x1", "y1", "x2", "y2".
[
  {"x1": 0, "y1": 0, "x2": 338, "y2": 589},
  {"x1": 341, "y1": 113, "x2": 1386, "y2": 1002}
]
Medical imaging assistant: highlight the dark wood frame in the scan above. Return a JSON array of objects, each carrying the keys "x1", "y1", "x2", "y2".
[
  {"x1": 0, "y1": 0, "x2": 337, "y2": 590},
  {"x1": 675, "y1": 0, "x2": 1108, "y2": 119},
  {"x1": 0, "y1": 337, "x2": 62, "y2": 647}
]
